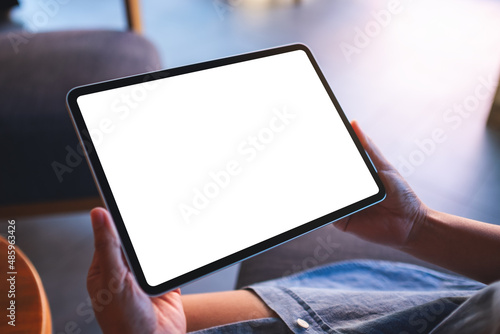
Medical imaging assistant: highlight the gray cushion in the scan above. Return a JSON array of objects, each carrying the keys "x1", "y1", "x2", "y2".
[
  {"x1": 0, "y1": 30, "x2": 161, "y2": 208},
  {"x1": 236, "y1": 223, "x2": 456, "y2": 288}
]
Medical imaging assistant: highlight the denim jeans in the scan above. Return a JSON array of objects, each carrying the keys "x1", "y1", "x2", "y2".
[{"x1": 192, "y1": 260, "x2": 487, "y2": 333}]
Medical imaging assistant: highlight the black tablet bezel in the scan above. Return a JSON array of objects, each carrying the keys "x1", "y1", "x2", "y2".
[{"x1": 67, "y1": 44, "x2": 385, "y2": 295}]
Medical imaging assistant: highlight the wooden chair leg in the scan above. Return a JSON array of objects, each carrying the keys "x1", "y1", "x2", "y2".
[{"x1": 124, "y1": 0, "x2": 142, "y2": 33}]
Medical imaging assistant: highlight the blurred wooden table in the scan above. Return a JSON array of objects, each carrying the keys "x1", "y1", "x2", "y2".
[{"x1": 0, "y1": 236, "x2": 51, "y2": 333}]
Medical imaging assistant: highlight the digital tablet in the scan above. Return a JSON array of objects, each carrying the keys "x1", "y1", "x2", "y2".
[{"x1": 67, "y1": 44, "x2": 385, "y2": 295}]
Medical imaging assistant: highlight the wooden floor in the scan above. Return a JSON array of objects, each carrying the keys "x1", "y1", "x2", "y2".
[{"x1": 2, "y1": 0, "x2": 500, "y2": 333}]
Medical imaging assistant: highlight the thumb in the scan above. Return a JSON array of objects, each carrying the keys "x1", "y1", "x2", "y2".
[{"x1": 88, "y1": 207, "x2": 127, "y2": 285}]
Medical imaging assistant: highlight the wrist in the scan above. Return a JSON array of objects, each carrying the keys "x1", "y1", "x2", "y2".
[{"x1": 400, "y1": 203, "x2": 431, "y2": 253}]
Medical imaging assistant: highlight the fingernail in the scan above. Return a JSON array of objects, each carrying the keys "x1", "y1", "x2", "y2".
[{"x1": 91, "y1": 209, "x2": 105, "y2": 229}]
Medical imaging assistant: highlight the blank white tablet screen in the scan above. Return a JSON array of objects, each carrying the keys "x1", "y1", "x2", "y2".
[{"x1": 76, "y1": 49, "x2": 379, "y2": 286}]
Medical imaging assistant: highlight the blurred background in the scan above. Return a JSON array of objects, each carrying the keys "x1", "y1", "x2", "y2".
[{"x1": 1, "y1": 0, "x2": 500, "y2": 333}]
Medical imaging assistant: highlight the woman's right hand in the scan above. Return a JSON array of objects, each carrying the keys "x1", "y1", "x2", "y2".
[{"x1": 333, "y1": 120, "x2": 428, "y2": 250}]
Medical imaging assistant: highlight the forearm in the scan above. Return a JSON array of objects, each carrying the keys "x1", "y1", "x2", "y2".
[
  {"x1": 181, "y1": 290, "x2": 277, "y2": 332},
  {"x1": 403, "y1": 208, "x2": 500, "y2": 284}
]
